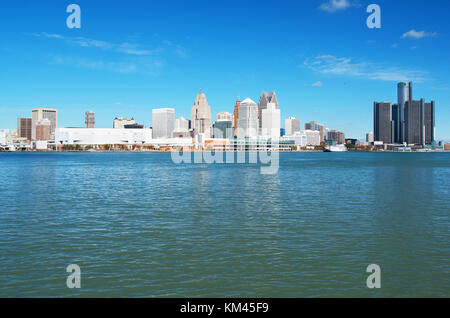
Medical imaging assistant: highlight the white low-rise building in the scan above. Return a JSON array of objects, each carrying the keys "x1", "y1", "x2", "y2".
[
  {"x1": 55, "y1": 128, "x2": 153, "y2": 145},
  {"x1": 0, "y1": 129, "x2": 10, "y2": 145},
  {"x1": 302, "y1": 129, "x2": 321, "y2": 146}
]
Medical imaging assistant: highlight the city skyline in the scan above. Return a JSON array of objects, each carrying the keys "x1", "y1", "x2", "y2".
[{"x1": 0, "y1": 1, "x2": 449, "y2": 140}]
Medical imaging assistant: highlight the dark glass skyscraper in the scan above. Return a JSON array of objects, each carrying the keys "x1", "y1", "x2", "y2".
[
  {"x1": 374, "y1": 102, "x2": 394, "y2": 144},
  {"x1": 424, "y1": 101, "x2": 435, "y2": 145}
]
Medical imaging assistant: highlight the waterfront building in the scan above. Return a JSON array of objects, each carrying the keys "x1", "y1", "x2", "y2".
[
  {"x1": 85, "y1": 111, "x2": 95, "y2": 128},
  {"x1": 32, "y1": 108, "x2": 57, "y2": 140},
  {"x1": 216, "y1": 112, "x2": 233, "y2": 123},
  {"x1": 398, "y1": 81, "x2": 413, "y2": 143},
  {"x1": 327, "y1": 130, "x2": 345, "y2": 144},
  {"x1": 366, "y1": 132, "x2": 374, "y2": 143},
  {"x1": 175, "y1": 117, "x2": 190, "y2": 132},
  {"x1": 258, "y1": 91, "x2": 278, "y2": 130},
  {"x1": 403, "y1": 99, "x2": 435, "y2": 146},
  {"x1": 261, "y1": 103, "x2": 281, "y2": 138},
  {"x1": 285, "y1": 117, "x2": 300, "y2": 136},
  {"x1": 55, "y1": 128, "x2": 153, "y2": 145},
  {"x1": 391, "y1": 104, "x2": 400, "y2": 143},
  {"x1": 281, "y1": 132, "x2": 307, "y2": 147},
  {"x1": 374, "y1": 102, "x2": 394, "y2": 144},
  {"x1": 191, "y1": 91, "x2": 212, "y2": 138},
  {"x1": 404, "y1": 99, "x2": 424, "y2": 145},
  {"x1": 424, "y1": 101, "x2": 435, "y2": 145},
  {"x1": 233, "y1": 99, "x2": 241, "y2": 137},
  {"x1": 213, "y1": 120, "x2": 233, "y2": 139},
  {"x1": 302, "y1": 130, "x2": 321, "y2": 146},
  {"x1": 18, "y1": 117, "x2": 32, "y2": 141},
  {"x1": 35, "y1": 119, "x2": 52, "y2": 140},
  {"x1": 237, "y1": 98, "x2": 259, "y2": 139},
  {"x1": 0, "y1": 129, "x2": 10, "y2": 145},
  {"x1": 152, "y1": 108, "x2": 175, "y2": 139},
  {"x1": 305, "y1": 121, "x2": 326, "y2": 143},
  {"x1": 113, "y1": 117, "x2": 135, "y2": 129}
]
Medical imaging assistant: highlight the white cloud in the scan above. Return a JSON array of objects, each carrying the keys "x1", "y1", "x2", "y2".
[
  {"x1": 51, "y1": 56, "x2": 163, "y2": 75},
  {"x1": 401, "y1": 30, "x2": 437, "y2": 39},
  {"x1": 304, "y1": 54, "x2": 428, "y2": 82},
  {"x1": 312, "y1": 81, "x2": 323, "y2": 87},
  {"x1": 318, "y1": 0, "x2": 360, "y2": 13},
  {"x1": 30, "y1": 32, "x2": 182, "y2": 57}
]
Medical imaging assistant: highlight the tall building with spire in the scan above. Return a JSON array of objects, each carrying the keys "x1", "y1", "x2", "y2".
[
  {"x1": 191, "y1": 90, "x2": 212, "y2": 138},
  {"x1": 258, "y1": 91, "x2": 278, "y2": 129}
]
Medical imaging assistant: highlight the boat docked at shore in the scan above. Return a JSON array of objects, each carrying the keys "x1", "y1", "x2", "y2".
[{"x1": 324, "y1": 144, "x2": 348, "y2": 152}]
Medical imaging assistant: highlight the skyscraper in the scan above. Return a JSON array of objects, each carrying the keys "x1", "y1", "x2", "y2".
[
  {"x1": 175, "y1": 117, "x2": 190, "y2": 132},
  {"x1": 327, "y1": 130, "x2": 345, "y2": 144},
  {"x1": 404, "y1": 99, "x2": 424, "y2": 146},
  {"x1": 424, "y1": 101, "x2": 435, "y2": 145},
  {"x1": 285, "y1": 117, "x2": 301, "y2": 135},
  {"x1": 35, "y1": 119, "x2": 52, "y2": 141},
  {"x1": 374, "y1": 102, "x2": 394, "y2": 144},
  {"x1": 85, "y1": 111, "x2": 95, "y2": 128},
  {"x1": 233, "y1": 99, "x2": 241, "y2": 137},
  {"x1": 237, "y1": 98, "x2": 258, "y2": 139},
  {"x1": 404, "y1": 99, "x2": 435, "y2": 146},
  {"x1": 261, "y1": 103, "x2": 281, "y2": 138},
  {"x1": 191, "y1": 90, "x2": 212, "y2": 138},
  {"x1": 258, "y1": 91, "x2": 278, "y2": 130},
  {"x1": 32, "y1": 108, "x2": 57, "y2": 140},
  {"x1": 152, "y1": 108, "x2": 175, "y2": 139},
  {"x1": 398, "y1": 81, "x2": 412, "y2": 143},
  {"x1": 18, "y1": 117, "x2": 32, "y2": 141},
  {"x1": 304, "y1": 121, "x2": 326, "y2": 143}
]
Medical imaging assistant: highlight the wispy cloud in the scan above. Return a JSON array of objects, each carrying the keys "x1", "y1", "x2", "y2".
[
  {"x1": 30, "y1": 32, "x2": 186, "y2": 58},
  {"x1": 401, "y1": 30, "x2": 437, "y2": 39},
  {"x1": 304, "y1": 54, "x2": 429, "y2": 82},
  {"x1": 318, "y1": 0, "x2": 360, "y2": 13},
  {"x1": 51, "y1": 56, "x2": 164, "y2": 75},
  {"x1": 312, "y1": 81, "x2": 323, "y2": 87}
]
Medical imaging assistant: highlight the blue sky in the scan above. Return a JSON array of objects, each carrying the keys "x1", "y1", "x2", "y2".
[{"x1": 0, "y1": 0, "x2": 449, "y2": 140}]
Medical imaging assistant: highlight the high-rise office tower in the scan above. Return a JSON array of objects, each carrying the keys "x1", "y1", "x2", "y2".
[
  {"x1": 261, "y1": 103, "x2": 281, "y2": 138},
  {"x1": 237, "y1": 98, "x2": 258, "y2": 139},
  {"x1": 152, "y1": 108, "x2": 175, "y2": 139},
  {"x1": 175, "y1": 117, "x2": 190, "y2": 132},
  {"x1": 85, "y1": 111, "x2": 95, "y2": 128},
  {"x1": 424, "y1": 101, "x2": 435, "y2": 145},
  {"x1": 35, "y1": 119, "x2": 52, "y2": 140},
  {"x1": 403, "y1": 99, "x2": 435, "y2": 146},
  {"x1": 258, "y1": 91, "x2": 278, "y2": 130},
  {"x1": 191, "y1": 91, "x2": 212, "y2": 138},
  {"x1": 374, "y1": 102, "x2": 394, "y2": 144},
  {"x1": 18, "y1": 117, "x2": 32, "y2": 140},
  {"x1": 398, "y1": 81, "x2": 412, "y2": 143},
  {"x1": 305, "y1": 121, "x2": 326, "y2": 143},
  {"x1": 233, "y1": 99, "x2": 241, "y2": 137},
  {"x1": 327, "y1": 130, "x2": 345, "y2": 144},
  {"x1": 32, "y1": 108, "x2": 57, "y2": 140},
  {"x1": 404, "y1": 99, "x2": 424, "y2": 146},
  {"x1": 391, "y1": 104, "x2": 400, "y2": 143},
  {"x1": 285, "y1": 117, "x2": 301, "y2": 135}
]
